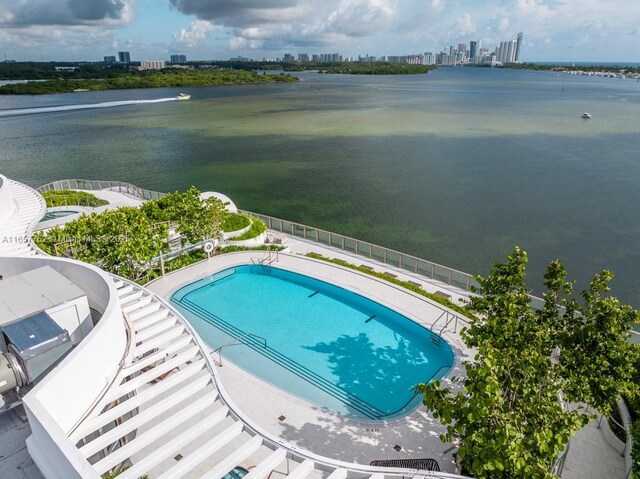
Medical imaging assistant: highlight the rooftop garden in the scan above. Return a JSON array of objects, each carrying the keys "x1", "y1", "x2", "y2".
[
  {"x1": 34, "y1": 186, "x2": 227, "y2": 281},
  {"x1": 41, "y1": 190, "x2": 109, "y2": 208}
]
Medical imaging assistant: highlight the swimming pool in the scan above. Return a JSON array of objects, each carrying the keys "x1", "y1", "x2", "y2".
[{"x1": 171, "y1": 265, "x2": 454, "y2": 421}]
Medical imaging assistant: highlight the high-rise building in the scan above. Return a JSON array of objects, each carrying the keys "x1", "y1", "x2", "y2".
[
  {"x1": 506, "y1": 40, "x2": 517, "y2": 63},
  {"x1": 457, "y1": 43, "x2": 467, "y2": 58},
  {"x1": 469, "y1": 41, "x2": 478, "y2": 61},
  {"x1": 298, "y1": 53, "x2": 309, "y2": 62},
  {"x1": 170, "y1": 54, "x2": 187, "y2": 64},
  {"x1": 515, "y1": 32, "x2": 524, "y2": 62},
  {"x1": 283, "y1": 53, "x2": 295, "y2": 62},
  {"x1": 424, "y1": 52, "x2": 436, "y2": 65},
  {"x1": 118, "y1": 51, "x2": 131, "y2": 63},
  {"x1": 103, "y1": 56, "x2": 116, "y2": 64},
  {"x1": 139, "y1": 60, "x2": 165, "y2": 70}
]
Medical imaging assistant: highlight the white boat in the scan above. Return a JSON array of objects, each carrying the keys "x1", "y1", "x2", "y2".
[
  {"x1": 176, "y1": 93, "x2": 191, "y2": 100},
  {"x1": 581, "y1": 112, "x2": 592, "y2": 119}
]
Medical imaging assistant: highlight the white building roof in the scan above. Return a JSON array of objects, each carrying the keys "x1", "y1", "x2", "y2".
[{"x1": 0, "y1": 266, "x2": 85, "y2": 324}]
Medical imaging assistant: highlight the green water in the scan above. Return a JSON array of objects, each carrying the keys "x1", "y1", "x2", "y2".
[{"x1": 1, "y1": 68, "x2": 639, "y2": 304}]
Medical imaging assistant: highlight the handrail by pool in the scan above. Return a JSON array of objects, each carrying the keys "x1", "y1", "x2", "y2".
[{"x1": 213, "y1": 332, "x2": 268, "y2": 366}]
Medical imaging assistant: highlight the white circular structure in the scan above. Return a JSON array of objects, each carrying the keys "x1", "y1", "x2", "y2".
[{"x1": 201, "y1": 191, "x2": 238, "y2": 213}]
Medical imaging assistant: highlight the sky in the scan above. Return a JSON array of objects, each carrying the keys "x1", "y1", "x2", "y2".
[{"x1": 1, "y1": 0, "x2": 638, "y2": 63}]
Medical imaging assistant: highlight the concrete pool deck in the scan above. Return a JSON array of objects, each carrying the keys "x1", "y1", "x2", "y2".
[
  {"x1": 147, "y1": 237, "x2": 629, "y2": 479},
  {"x1": 148, "y1": 250, "x2": 473, "y2": 473}
]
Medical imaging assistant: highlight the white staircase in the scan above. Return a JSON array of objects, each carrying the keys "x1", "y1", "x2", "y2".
[{"x1": 0, "y1": 179, "x2": 46, "y2": 257}]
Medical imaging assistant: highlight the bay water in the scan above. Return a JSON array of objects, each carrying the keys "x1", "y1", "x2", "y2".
[{"x1": 1, "y1": 67, "x2": 639, "y2": 305}]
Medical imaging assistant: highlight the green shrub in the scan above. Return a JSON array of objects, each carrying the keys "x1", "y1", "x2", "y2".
[
  {"x1": 229, "y1": 218, "x2": 266, "y2": 241},
  {"x1": 222, "y1": 213, "x2": 251, "y2": 232},
  {"x1": 42, "y1": 190, "x2": 108, "y2": 207}
]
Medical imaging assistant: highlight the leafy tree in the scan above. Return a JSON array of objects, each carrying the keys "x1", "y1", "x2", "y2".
[
  {"x1": 35, "y1": 207, "x2": 167, "y2": 281},
  {"x1": 417, "y1": 247, "x2": 639, "y2": 478},
  {"x1": 141, "y1": 186, "x2": 226, "y2": 245}
]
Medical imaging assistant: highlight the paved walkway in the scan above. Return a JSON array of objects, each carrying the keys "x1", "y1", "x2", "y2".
[{"x1": 561, "y1": 417, "x2": 627, "y2": 479}]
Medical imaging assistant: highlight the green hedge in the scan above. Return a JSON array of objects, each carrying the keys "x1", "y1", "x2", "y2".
[
  {"x1": 42, "y1": 190, "x2": 108, "y2": 207},
  {"x1": 305, "y1": 252, "x2": 476, "y2": 320},
  {"x1": 229, "y1": 218, "x2": 267, "y2": 241},
  {"x1": 222, "y1": 213, "x2": 251, "y2": 232}
]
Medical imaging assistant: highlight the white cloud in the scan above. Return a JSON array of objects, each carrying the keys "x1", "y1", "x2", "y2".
[
  {"x1": 3, "y1": 0, "x2": 640, "y2": 62},
  {"x1": 172, "y1": 20, "x2": 217, "y2": 48}
]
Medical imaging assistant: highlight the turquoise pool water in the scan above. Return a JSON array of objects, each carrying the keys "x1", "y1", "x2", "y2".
[{"x1": 171, "y1": 265, "x2": 454, "y2": 420}]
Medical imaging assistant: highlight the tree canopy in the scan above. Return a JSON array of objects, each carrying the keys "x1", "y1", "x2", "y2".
[
  {"x1": 417, "y1": 247, "x2": 639, "y2": 478},
  {"x1": 35, "y1": 186, "x2": 227, "y2": 280}
]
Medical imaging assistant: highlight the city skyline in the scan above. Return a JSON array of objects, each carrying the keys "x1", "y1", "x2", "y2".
[{"x1": 0, "y1": 0, "x2": 639, "y2": 63}]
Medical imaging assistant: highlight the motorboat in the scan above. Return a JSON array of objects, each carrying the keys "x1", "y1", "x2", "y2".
[
  {"x1": 176, "y1": 93, "x2": 191, "y2": 100},
  {"x1": 581, "y1": 112, "x2": 592, "y2": 119}
]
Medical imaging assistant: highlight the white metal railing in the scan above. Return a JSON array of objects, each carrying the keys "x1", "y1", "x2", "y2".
[{"x1": 37, "y1": 179, "x2": 165, "y2": 201}]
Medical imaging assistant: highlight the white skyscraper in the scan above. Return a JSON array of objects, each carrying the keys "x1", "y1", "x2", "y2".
[
  {"x1": 506, "y1": 41, "x2": 516, "y2": 63},
  {"x1": 515, "y1": 32, "x2": 524, "y2": 61}
]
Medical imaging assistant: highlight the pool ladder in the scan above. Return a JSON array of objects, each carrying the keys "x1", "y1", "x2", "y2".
[
  {"x1": 213, "y1": 333, "x2": 268, "y2": 366},
  {"x1": 252, "y1": 247, "x2": 279, "y2": 266},
  {"x1": 430, "y1": 310, "x2": 459, "y2": 346}
]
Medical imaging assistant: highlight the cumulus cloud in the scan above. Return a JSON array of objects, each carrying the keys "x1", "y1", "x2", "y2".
[
  {"x1": 172, "y1": 20, "x2": 217, "y2": 48},
  {"x1": 170, "y1": 0, "x2": 400, "y2": 50},
  {"x1": 0, "y1": 0, "x2": 135, "y2": 27}
]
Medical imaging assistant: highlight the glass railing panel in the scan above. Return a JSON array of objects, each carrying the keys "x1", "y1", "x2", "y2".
[
  {"x1": 386, "y1": 250, "x2": 401, "y2": 268},
  {"x1": 305, "y1": 228, "x2": 317, "y2": 241},
  {"x1": 330, "y1": 234, "x2": 343, "y2": 249},
  {"x1": 417, "y1": 260, "x2": 434, "y2": 278},
  {"x1": 270, "y1": 218, "x2": 283, "y2": 233},
  {"x1": 356, "y1": 241, "x2": 372, "y2": 259},
  {"x1": 371, "y1": 245, "x2": 386, "y2": 263},
  {"x1": 344, "y1": 238, "x2": 357, "y2": 253},
  {"x1": 400, "y1": 255, "x2": 417, "y2": 273},
  {"x1": 451, "y1": 271, "x2": 471, "y2": 290},
  {"x1": 433, "y1": 264, "x2": 452, "y2": 284},
  {"x1": 281, "y1": 221, "x2": 294, "y2": 235},
  {"x1": 317, "y1": 230, "x2": 331, "y2": 246},
  {"x1": 293, "y1": 224, "x2": 305, "y2": 238}
]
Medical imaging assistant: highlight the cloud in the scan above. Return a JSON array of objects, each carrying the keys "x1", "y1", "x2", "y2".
[
  {"x1": 172, "y1": 20, "x2": 217, "y2": 48},
  {"x1": 170, "y1": 0, "x2": 400, "y2": 50},
  {"x1": 0, "y1": 0, "x2": 135, "y2": 27}
]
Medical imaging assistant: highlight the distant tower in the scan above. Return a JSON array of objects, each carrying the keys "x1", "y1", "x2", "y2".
[
  {"x1": 118, "y1": 51, "x2": 131, "y2": 63},
  {"x1": 515, "y1": 32, "x2": 524, "y2": 62},
  {"x1": 507, "y1": 40, "x2": 517, "y2": 63},
  {"x1": 469, "y1": 41, "x2": 478, "y2": 61}
]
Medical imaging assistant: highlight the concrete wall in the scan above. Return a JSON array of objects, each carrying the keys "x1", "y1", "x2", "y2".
[
  {"x1": 0, "y1": 175, "x2": 16, "y2": 224},
  {"x1": 0, "y1": 256, "x2": 125, "y2": 478}
]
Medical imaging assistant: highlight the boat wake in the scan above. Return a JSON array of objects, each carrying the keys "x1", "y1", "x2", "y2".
[{"x1": 0, "y1": 97, "x2": 179, "y2": 118}]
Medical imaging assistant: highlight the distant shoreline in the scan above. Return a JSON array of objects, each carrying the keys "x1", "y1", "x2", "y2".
[{"x1": 0, "y1": 69, "x2": 298, "y2": 95}]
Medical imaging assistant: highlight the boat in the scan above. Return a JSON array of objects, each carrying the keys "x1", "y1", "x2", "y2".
[
  {"x1": 581, "y1": 112, "x2": 592, "y2": 119},
  {"x1": 176, "y1": 93, "x2": 191, "y2": 100}
]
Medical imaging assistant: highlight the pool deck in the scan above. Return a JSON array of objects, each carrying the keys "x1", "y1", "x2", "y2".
[
  {"x1": 147, "y1": 234, "x2": 629, "y2": 479},
  {"x1": 148, "y1": 250, "x2": 472, "y2": 473},
  {"x1": 17, "y1": 185, "x2": 629, "y2": 478}
]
